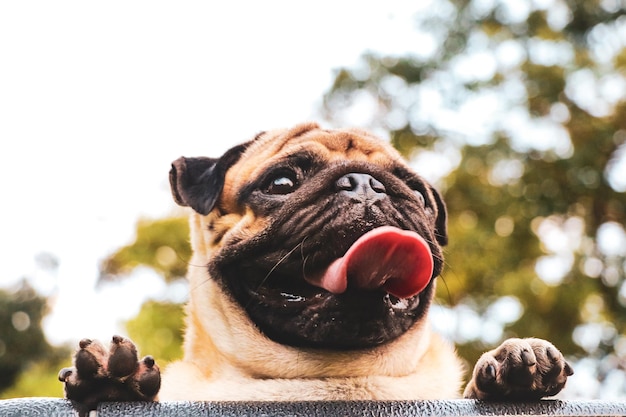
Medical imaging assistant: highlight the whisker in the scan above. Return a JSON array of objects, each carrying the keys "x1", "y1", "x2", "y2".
[
  {"x1": 301, "y1": 254, "x2": 311, "y2": 281},
  {"x1": 259, "y1": 243, "x2": 304, "y2": 288},
  {"x1": 436, "y1": 272, "x2": 453, "y2": 305},
  {"x1": 241, "y1": 242, "x2": 306, "y2": 310},
  {"x1": 186, "y1": 262, "x2": 214, "y2": 293}
]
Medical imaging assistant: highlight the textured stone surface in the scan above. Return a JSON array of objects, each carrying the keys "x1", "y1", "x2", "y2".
[
  {"x1": 0, "y1": 398, "x2": 77, "y2": 417},
  {"x1": 2, "y1": 397, "x2": 626, "y2": 416}
]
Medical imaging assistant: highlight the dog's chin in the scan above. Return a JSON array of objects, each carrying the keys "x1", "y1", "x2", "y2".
[
  {"x1": 217, "y1": 269, "x2": 432, "y2": 350},
  {"x1": 250, "y1": 287, "x2": 428, "y2": 350}
]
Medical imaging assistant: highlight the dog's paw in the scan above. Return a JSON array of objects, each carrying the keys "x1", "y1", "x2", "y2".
[
  {"x1": 463, "y1": 337, "x2": 573, "y2": 401},
  {"x1": 58, "y1": 336, "x2": 160, "y2": 415}
]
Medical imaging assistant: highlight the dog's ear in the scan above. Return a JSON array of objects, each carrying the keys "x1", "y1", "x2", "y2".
[
  {"x1": 169, "y1": 142, "x2": 251, "y2": 215},
  {"x1": 429, "y1": 185, "x2": 448, "y2": 246}
]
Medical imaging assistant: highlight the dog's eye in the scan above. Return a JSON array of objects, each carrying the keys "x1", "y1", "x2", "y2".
[
  {"x1": 265, "y1": 173, "x2": 298, "y2": 195},
  {"x1": 414, "y1": 190, "x2": 425, "y2": 206}
]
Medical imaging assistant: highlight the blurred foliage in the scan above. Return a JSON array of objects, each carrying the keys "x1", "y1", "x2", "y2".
[
  {"x1": 0, "y1": 354, "x2": 70, "y2": 399},
  {"x1": 100, "y1": 217, "x2": 189, "y2": 367},
  {"x1": 0, "y1": 281, "x2": 70, "y2": 397},
  {"x1": 125, "y1": 300, "x2": 184, "y2": 364},
  {"x1": 323, "y1": 0, "x2": 626, "y2": 380},
  {"x1": 100, "y1": 217, "x2": 190, "y2": 283}
]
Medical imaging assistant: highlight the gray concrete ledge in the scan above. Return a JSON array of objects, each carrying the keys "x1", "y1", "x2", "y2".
[{"x1": 1, "y1": 397, "x2": 626, "y2": 416}]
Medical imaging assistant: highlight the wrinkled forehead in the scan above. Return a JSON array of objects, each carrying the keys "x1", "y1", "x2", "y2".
[
  {"x1": 218, "y1": 123, "x2": 410, "y2": 212},
  {"x1": 228, "y1": 123, "x2": 405, "y2": 186}
]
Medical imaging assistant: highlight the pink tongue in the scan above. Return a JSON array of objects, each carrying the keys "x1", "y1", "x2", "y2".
[{"x1": 305, "y1": 226, "x2": 433, "y2": 299}]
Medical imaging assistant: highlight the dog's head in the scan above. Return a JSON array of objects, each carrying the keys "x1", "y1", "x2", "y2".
[{"x1": 170, "y1": 123, "x2": 447, "y2": 350}]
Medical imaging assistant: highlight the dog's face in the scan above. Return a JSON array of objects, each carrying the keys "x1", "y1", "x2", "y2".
[{"x1": 170, "y1": 123, "x2": 447, "y2": 351}]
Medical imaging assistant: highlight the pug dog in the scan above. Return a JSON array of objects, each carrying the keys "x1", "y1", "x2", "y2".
[{"x1": 59, "y1": 123, "x2": 573, "y2": 412}]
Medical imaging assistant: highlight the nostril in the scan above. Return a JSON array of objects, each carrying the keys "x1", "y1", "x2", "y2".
[
  {"x1": 369, "y1": 177, "x2": 386, "y2": 194},
  {"x1": 335, "y1": 175, "x2": 356, "y2": 191},
  {"x1": 335, "y1": 173, "x2": 387, "y2": 201}
]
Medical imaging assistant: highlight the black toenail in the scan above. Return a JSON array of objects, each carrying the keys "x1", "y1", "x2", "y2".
[
  {"x1": 58, "y1": 368, "x2": 73, "y2": 382},
  {"x1": 521, "y1": 349, "x2": 536, "y2": 367},
  {"x1": 79, "y1": 339, "x2": 92, "y2": 349},
  {"x1": 143, "y1": 356, "x2": 155, "y2": 367}
]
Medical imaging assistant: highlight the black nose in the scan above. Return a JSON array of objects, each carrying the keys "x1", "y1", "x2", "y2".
[{"x1": 335, "y1": 173, "x2": 387, "y2": 202}]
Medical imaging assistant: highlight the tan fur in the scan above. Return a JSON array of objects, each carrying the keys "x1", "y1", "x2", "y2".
[{"x1": 159, "y1": 123, "x2": 465, "y2": 401}]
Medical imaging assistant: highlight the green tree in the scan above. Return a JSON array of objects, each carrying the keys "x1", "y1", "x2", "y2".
[
  {"x1": 100, "y1": 217, "x2": 191, "y2": 284},
  {"x1": 99, "y1": 216, "x2": 190, "y2": 365},
  {"x1": 125, "y1": 300, "x2": 184, "y2": 364},
  {"x1": 0, "y1": 282, "x2": 70, "y2": 397},
  {"x1": 322, "y1": 0, "x2": 626, "y2": 381}
]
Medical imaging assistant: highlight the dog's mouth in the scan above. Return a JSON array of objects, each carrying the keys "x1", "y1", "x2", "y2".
[
  {"x1": 213, "y1": 225, "x2": 438, "y2": 350},
  {"x1": 302, "y1": 226, "x2": 433, "y2": 298}
]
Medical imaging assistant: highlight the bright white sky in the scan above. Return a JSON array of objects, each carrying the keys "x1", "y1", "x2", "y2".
[{"x1": 0, "y1": 1, "x2": 430, "y2": 345}]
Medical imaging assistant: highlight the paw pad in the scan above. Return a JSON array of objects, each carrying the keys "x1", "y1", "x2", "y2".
[
  {"x1": 465, "y1": 338, "x2": 573, "y2": 401},
  {"x1": 59, "y1": 335, "x2": 161, "y2": 416}
]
